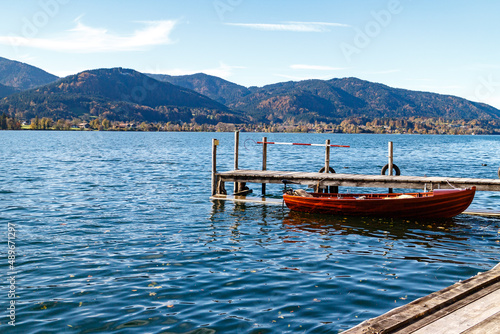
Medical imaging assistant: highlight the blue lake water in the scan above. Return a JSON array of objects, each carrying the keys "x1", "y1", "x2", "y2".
[{"x1": 1, "y1": 131, "x2": 499, "y2": 333}]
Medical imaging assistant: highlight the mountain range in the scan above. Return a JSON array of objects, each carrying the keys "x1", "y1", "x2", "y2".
[
  {"x1": 0, "y1": 67, "x2": 244, "y2": 124},
  {"x1": 0, "y1": 56, "x2": 58, "y2": 90},
  {"x1": 228, "y1": 78, "x2": 500, "y2": 123},
  {"x1": 147, "y1": 73, "x2": 500, "y2": 123},
  {"x1": 1, "y1": 56, "x2": 499, "y2": 124}
]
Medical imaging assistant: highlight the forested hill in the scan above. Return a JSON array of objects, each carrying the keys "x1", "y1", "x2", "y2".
[
  {"x1": 223, "y1": 77, "x2": 500, "y2": 123},
  {"x1": 145, "y1": 73, "x2": 500, "y2": 124},
  {"x1": 0, "y1": 56, "x2": 59, "y2": 90},
  {"x1": 0, "y1": 68, "x2": 245, "y2": 124},
  {"x1": 147, "y1": 72, "x2": 251, "y2": 105},
  {"x1": 0, "y1": 83, "x2": 18, "y2": 98},
  {"x1": 328, "y1": 78, "x2": 500, "y2": 120}
]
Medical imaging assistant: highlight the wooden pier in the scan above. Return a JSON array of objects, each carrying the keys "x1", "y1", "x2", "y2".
[
  {"x1": 343, "y1": 263, "x2": 500, "y2": 334},
  {"x1": 211, "y1": 133, "x2": 500, "y2": 196},
  {"x1": 215, "y1": 169, "x2": 500, "y2": 192}
]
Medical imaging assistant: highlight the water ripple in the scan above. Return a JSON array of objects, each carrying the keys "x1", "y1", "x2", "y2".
[{"x1": 1, "y1": 132, "x2": 499, "y2": 333}]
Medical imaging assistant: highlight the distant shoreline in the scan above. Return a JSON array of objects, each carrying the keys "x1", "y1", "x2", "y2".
[
  {"x1": 1, "y1": 125, "x2": 500, "y2": 135},
  {"x1": 2, "y1": 113, "x2": 500, "y2": 135}
]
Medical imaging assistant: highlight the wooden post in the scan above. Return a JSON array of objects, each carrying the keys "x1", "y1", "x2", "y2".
[
  {"x1": 211, "y1": 139, "x2": 219, "y2": 196},
  {"x1": 262, "y1": 136, "x2": 267, "y2": 195},
  {"x1": 388, "y1": 141, "x2": 393, "y2": 193},
  {"x1": 325, "y1": 139, "x2": 337, "y2": 193},
  {"x1": 234, "y1": 131, "x2": 239, "y2": 193},
  {"x1": 325, "y1": 139, "x2": 330, "y2": 173},
  {"x1": 388, "y1": 141, "x2": 393, "y2": 176}
]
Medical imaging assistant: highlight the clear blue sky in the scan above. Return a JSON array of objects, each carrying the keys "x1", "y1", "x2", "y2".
[{"x1": 1, "y1": 0, "x2": 500, "y2": 108}]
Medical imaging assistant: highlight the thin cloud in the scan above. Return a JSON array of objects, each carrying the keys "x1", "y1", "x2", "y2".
[
  {"x1": 203, "y1": 63, "x2": 245, "y2": 79},
  {"x1": 226, "y1": 21, "x2": 349, "y2": 32},
  {"x1": 0, "y1": 19, "x2": 177, "y2": 53},
  {"x1": 274, "y1": 73, "x2": 336, "y2": 81},
  {"x1": 51, "y1": 70, "x2": 81, "y2": 78},
  {"x1": 417, "y1": 84, "x2": 463, "y2": 92},
  {"x1": 361, "y1": 69, "x2": 401, "y2": 75},
  {"x1": 461, "y1": 63, "x2": 500, "y2": 71},
  {"x1": 17, "y1": 54, "x2": 37, "y2": 63},
  {"x1": 475, "y1": 95, "x2": 500, "y2": 109},
  {"x1": 150, "y1": 62, "x2": 245, "y2": 80},
  {"x1": 291, "y1": 64, "x2": 347, "y2": 71}
]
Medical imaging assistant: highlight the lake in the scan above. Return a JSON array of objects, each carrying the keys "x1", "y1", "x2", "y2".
[{"x1": 1, "y1": 131, "x2": 499, "y2": 333}]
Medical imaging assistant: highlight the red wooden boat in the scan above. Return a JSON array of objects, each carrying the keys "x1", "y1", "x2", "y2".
[{"x1": 283, "y1": 187, "x2": 476, "y2": 219}]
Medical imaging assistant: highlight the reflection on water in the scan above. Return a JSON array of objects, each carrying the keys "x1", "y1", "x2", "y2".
[
  {"x1": 1, "y1": 131, "x2": 499, "y2": 334},
  {"x1": 283, "y1": 210, "x2": 464, "y2": 240}
]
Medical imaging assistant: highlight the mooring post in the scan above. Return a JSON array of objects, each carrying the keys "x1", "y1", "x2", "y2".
[
  {"x1": 388, "y1": 141, "x2": 393, "y2": 193},
  {"x1": 262, "y1": 136, "x2": 267, "y2": 196},
  {"x1": 211, "y1": 138, "x2": 219, "y2": 196},
  {"x1": 234, "y1": 131, "x2": 239, "y2": 193},
  {"x1": 323, "y1": 139, "x2": 333, "y2": 193},
  {"x1": 325, "y1": 139, "x2": 330, "y2": 173}
]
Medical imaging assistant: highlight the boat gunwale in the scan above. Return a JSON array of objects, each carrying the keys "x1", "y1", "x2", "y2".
[{"x1": 284, "y1": 187, "x2": 475, "y2": 203}]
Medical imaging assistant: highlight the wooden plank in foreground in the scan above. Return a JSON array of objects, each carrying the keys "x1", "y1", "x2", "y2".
[
  {"x1": 216, "y1": 170, "x2": 500, "y2": 191},
  {"x1": 462, "y1": 311, "x2": 500, "y2": 334},
  {"x1": 411, "y1": 288, "x2": 500, "y2": 334},
  {"x1": 343, "y1": 264, "x2": 500, "y2": 334}
]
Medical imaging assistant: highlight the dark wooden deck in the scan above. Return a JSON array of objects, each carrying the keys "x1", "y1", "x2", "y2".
[{"x1": 343, "y1": 264, "x2": 500, "y2": 334}]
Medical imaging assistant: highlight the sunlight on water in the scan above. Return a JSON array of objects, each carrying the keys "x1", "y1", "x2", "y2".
[{"x1": 0, "y1": 131, "x2": 499, "y2": 333}]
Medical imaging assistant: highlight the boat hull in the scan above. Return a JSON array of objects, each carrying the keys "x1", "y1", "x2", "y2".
[{"x1": 283, "y1": 187, "x2": 476, "y2": 219}]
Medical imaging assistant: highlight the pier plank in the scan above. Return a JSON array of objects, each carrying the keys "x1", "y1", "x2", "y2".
[
  {"x1": 411, "y1": 288, "x2": 500, "y2": 334},
  {"x1": 343, "y1": 265, "x2": 500, "y2": 334},
  {"x1": 462, "y1": 311, "x2": 500, "y2": 334}
]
